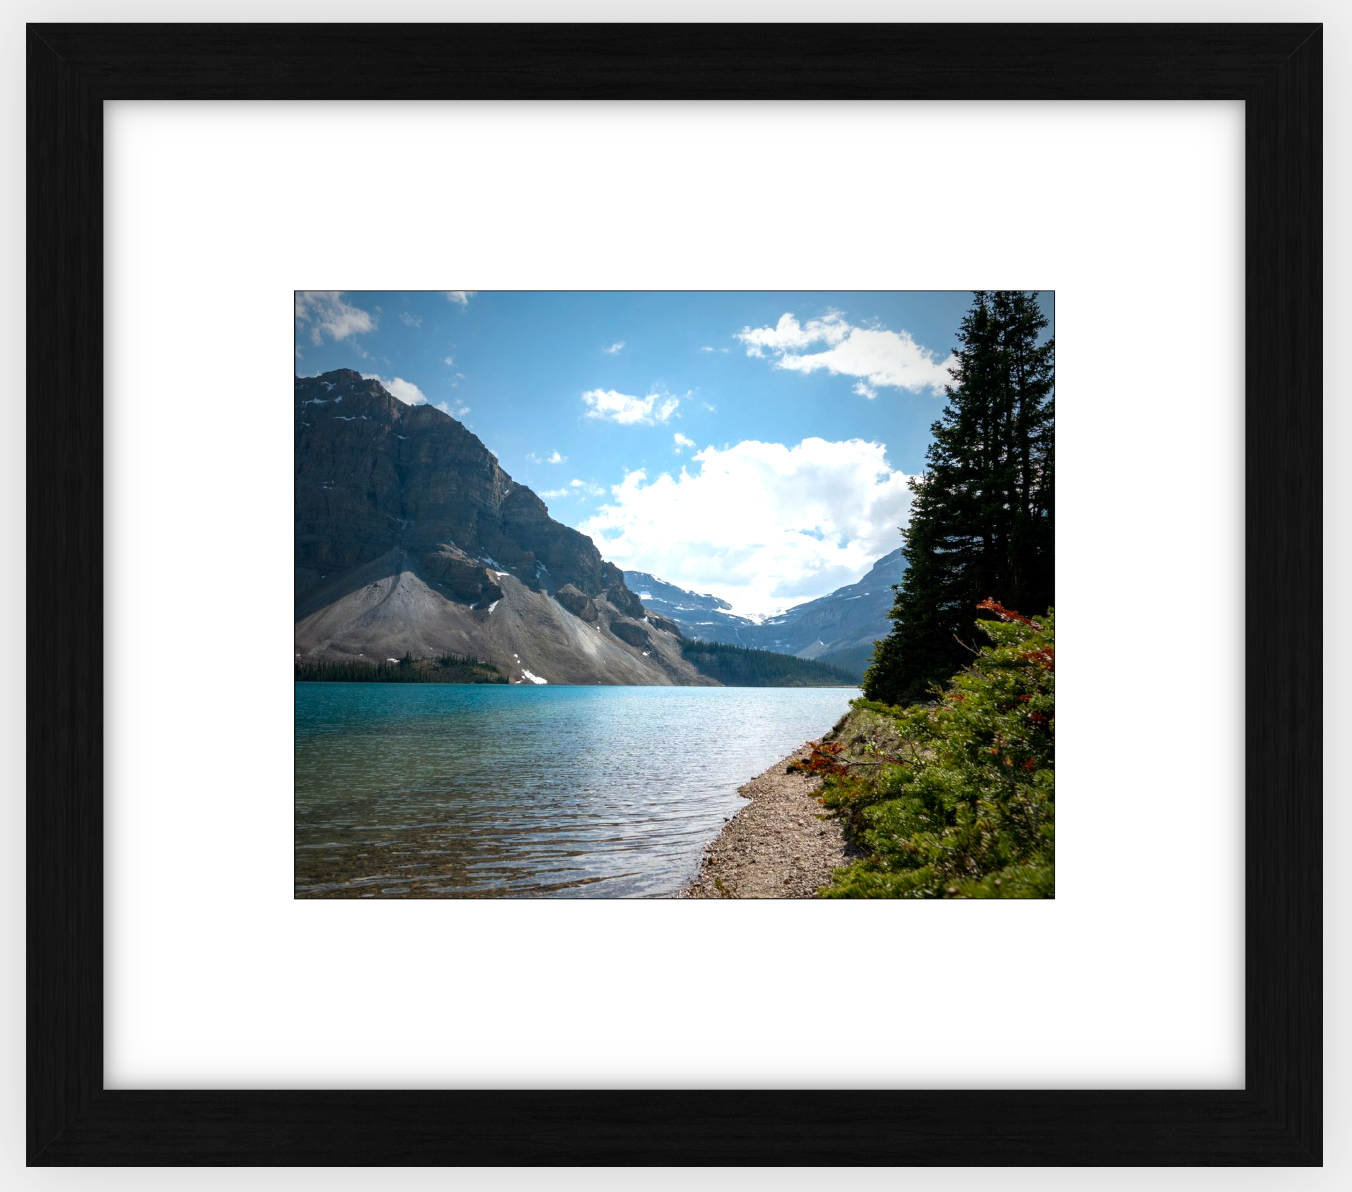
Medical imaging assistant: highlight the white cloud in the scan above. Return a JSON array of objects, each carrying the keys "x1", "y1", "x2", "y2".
[
  {"x1": 738, "y1": 310, "x2": 954, "y2": 396},
  {"x1": 443, "y1": 355, "x2": 455, "y2": 366},
  {"x1": 570, "y1": 479, "x2": 605, "y2": 497},
  {"x1": 433, "y1": 400, "x2": 470, "y2": 422},
  {"x1": 736, "y1": 310, "x2": 849, "y2": 357},
  {"x1": 581, "y1": 388, "x2": 680, "y2": 426},
  {"x1": 445, "y1": 291, "x2": 476, "y2": 305},
  {"x1": 539, "y1": 487, "x2": 570, "y2": 499},
  {"x1": 527, "y1": 449, "x2": 567, "y2": 465},
  {"x1": 363, "y1": 373, "x2": 427, "y2": 405},
  {"x1": 699, "y1": 345, "x2": 714, "y2": 352},
  {"x1": 702, "y1": 401, "x2": 716, "y2": 413},
  {"x1": 603, "y1": 341, "x2": 625, "y2": 354},
  {"x1": 398, "y1": 311, "x2": 422, "y2": 328},
  {"x1": 673, "y1": 432, "x2": 696, "y2": 453},
  {"x1": 295, "y1": 291, "x2": 377, "y2": 345},
  {"x1": 578, "y1": 438, "x2": 914, "y2": 615}
]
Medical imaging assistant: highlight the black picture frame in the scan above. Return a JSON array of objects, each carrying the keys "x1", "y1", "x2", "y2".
[{"x1": 27, "y1": 23, "x2": 1322, "y2": 1166}]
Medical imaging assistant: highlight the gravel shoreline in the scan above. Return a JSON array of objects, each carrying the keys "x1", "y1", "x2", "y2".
[{"x1": 680, "y1": 741, "x2": 857, "y2": 898}]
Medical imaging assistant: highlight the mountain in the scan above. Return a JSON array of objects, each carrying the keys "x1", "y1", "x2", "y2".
[
  {"x1": 621, "y1": 570, "x2": 760, "y2": 646},
  {"x1": 295, "y1": 370, "x2": 710, "y2": 686},
  {"x1": 625, "y1": 548, "x2": 906, "y2": 681},
  {"x1": 752, "y1": 548, "x2": 907, "y2": 677}
]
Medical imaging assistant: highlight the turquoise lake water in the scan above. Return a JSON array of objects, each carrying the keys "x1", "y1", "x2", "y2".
[{"x1": 295, "y1": 683, "x2": 859, "y2": 898}]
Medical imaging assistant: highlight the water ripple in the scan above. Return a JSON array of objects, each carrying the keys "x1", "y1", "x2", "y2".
[{"x1": 295, "y1": 683, "x2": 857, "y2": 898}]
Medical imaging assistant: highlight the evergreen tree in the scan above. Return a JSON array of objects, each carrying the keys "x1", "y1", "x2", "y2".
[
  {"x1": 680, "y1": 640, "x2": 858, "y2": 687},
  {"x1": 864, "y1": 291, "x2": 1054, "y2": 704},
  {"x1": 294, "y1": 652, "x2": 508, "y2": 684}
]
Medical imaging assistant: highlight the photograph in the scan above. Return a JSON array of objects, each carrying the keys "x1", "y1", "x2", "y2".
[{"x1": 294, "y1": 290, "x2": 1054, "y2": 899}]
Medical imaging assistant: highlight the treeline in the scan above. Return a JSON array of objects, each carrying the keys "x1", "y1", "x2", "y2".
[
  {"x1": 295, "y1": 652, "x2": 507, "y2": 684},
  {"x1": 681, "y1": 641, "x2": 859, "y2": 687},
  {"x1": 813, "y1": 644, "x2": 873, "y2": 684},
  {"x1": 866, "y1": 290, "x2": 1054, "y2": 704}
]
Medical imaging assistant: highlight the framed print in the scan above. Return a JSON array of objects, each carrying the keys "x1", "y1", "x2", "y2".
[{"x1": 27, "y1": 23, "x2": 1321, "y2": 1165}]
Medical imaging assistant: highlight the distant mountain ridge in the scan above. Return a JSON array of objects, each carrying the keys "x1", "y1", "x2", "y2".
[
  {"x1": 623, "y1": 548, "x2": 906, "y2": 680},
  {"x1": 621, "y1": 570, "x2": 763, "y2": 646},
  {"x1": 295, "y1": 370, "x2": 709, "y2": 686}
]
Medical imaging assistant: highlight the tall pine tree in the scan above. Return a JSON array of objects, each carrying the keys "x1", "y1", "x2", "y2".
[{"x1": 864, "y1": 291, "x2": 1054, "y2": 704}]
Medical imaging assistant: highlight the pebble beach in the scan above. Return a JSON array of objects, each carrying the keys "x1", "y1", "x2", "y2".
[{"x1": 681, "y1": 741, "x2": 856, "y2": 898}]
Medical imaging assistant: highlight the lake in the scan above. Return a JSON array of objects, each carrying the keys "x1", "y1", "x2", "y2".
[{"x1": 295, "y1": 683, "x2": 859, "y2": 898}]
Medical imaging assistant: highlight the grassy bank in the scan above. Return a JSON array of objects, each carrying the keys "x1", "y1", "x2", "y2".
[
  {"x1": 295, "y1": 652, "x2": 508, "y2": 684},
  {"x1": 805, "y1": 604, "x2": 1055, "y2": 898}
]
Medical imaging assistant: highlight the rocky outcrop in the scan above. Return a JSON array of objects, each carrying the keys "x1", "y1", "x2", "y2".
[
  {"x1": 554, "y1": 583, "x2": 598, "y2": 623},
  {"x1": 422, "y1": 549, "x2": 503, "y2": 607},
  {"x1": 601, "y1": 563, "x2": 647, "y2": 620},
  {"x1": 295, "y1": 371, "x2": 710, "y2": 685},
  {"x1": 645, "y1": 613, "x2": 683, "y2": 639},
  {"x1": 609, "y1": 620, "x2": 652, "y2": 651}
]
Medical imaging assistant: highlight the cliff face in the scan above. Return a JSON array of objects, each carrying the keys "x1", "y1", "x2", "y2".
[{"x1": 295, "y1": 370, "x2": 710, "y2": 686}]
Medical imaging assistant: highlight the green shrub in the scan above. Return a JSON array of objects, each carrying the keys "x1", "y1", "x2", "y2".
[{"x1": 822, "y1": 602, "x2": 1054, "y2": 898}]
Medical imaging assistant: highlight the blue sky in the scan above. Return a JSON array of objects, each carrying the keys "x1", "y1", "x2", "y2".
[{"x1": 295, "y1": 290, "x2": 1052, "y2": 615}]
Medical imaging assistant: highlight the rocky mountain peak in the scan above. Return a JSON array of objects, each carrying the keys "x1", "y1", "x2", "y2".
[
  {"x1": 294, "y1": 372, "x2": 701, "y2": 685},
  {"x1": 295, "y1": 370, "x2": 621, "y2": 603}
]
